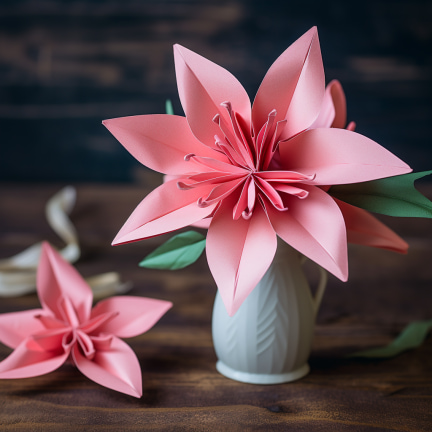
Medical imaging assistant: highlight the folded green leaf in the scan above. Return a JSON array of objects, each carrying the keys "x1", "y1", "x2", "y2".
[
  {"x1": 330, "y1": 171, "x2": 432, "y2": 218},
  {"x1": 348, "y1": 319, "x2": 432, "y2": 358},
  {"x1": 139, "y1": 230, "x2": 206, "y2": 270},
  {"x1": 165, "y1": 99, "x2": 174, "y2": 115}
]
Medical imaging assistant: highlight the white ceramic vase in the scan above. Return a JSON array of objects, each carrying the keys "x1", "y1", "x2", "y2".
[{"x1": 212, "y1": 239, "x2": 327, "y2": 384}]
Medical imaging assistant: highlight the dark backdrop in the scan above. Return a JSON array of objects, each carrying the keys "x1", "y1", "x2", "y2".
[{"x1": 0, "y1": 0, "x2": 431, "y2": 182}]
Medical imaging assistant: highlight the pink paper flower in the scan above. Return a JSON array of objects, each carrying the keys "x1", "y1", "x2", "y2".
[
  {"x1": 104, "y1": 27, "x2": 411, "y2": 316},
  {"x1": 0, "y1": 242, "x2": 172, "y2": 397}
]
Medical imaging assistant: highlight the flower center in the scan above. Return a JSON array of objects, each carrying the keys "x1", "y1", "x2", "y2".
[
  {"x1": 62, "y1": 328, "x2": 96, "y2": 360},
  {"x1": 178, "y1": 102, "x2": 315, "y2": 219},
  {"x1": 36, "y1": 296, "x2": 118, "y2": 360}
]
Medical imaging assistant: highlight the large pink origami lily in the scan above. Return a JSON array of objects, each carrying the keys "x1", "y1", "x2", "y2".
[
  {"x1": 0, "y1": 242, "x2": 172, "y2": 397},
  {"x1": 104, "y1": 27, "x2": 411, "y2": 316}
]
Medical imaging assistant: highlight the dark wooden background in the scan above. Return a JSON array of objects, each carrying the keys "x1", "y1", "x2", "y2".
[{"x1": 0, "y1": 0, "x2": 431, "y2": 182}]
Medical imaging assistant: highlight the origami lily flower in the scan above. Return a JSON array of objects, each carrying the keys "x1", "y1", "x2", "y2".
[
  {"x1": 104, "y1": 27, "x2": 411, "y2": 316},
  {"x1": 0, "y1": 242, "x2": 172, "y2": 397}
]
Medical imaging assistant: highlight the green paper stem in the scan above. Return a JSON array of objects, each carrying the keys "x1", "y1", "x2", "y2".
[
  {"x1": 330, "y1": 170, "x2": 432, "y2": 218},
  {"x1": 139, "y1": 230, "x2": 206, "y2": 270},
  {"x1": 348, "y1": 319, "x2": 432, "y2": 358}
]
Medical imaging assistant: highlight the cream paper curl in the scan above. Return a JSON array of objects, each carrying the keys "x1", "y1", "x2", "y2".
[{"x1": 0, "y1": 187, "x2": 131, "y2": 299}]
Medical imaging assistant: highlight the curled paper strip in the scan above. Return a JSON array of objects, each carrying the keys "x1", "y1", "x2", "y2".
[
  {"x1": 0, "y1": 187, "x2": 130, "y2": 298},
  {"x1": 86, "y1": 272, "x2": 132, "y2": 302}
]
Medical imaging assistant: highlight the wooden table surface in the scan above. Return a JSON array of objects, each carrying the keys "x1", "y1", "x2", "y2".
[{"x1": 0, "y1": 183, "x2": 431, "y2": 431}]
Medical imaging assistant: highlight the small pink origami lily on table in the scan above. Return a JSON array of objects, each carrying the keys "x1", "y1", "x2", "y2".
[
  {"x1": 0, "y1": 242, "x2": 172, "y2": 397},
  {"x1": 104, "y1": 27, "x2": 411, "y2": 316}
]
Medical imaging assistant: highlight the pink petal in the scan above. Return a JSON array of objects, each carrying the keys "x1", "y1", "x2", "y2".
[
  {"x1": 310, "y1": 79, "x2": 347, "y2": 129},
  {"x1": 274, "y1": 184, "x2": 309, "y2": 199},
  {"x1": 184, "y1": 154, "x2": 246, "y2": 174},
  {"x1": 79, "y1": 311, "x2": 118, "y2": 335},
  {"x1": 310, "y1": 82, "x2": 334, "y2": 128},
  {"x1": 233, "y1": 176, "x2": 252, "y2": 219},
  {"x1": 0, "y1": 337, "x2": 69, "y2": 379},
  {"x1": 335, "y1": 199, "x2": 408, "y2": 253},
  {"x1": 347, "y1": 121, "x2": 356, "y2": 131},
  {"x1": 252, "y1": 27, "x2": 325, "y2": 140},
  {"x1": 182, "y1": 171, "x2": 241, "y2": 184},
  {"x1": 191, "y1": 218, "x2": 211, "y2": 229},
  {"x1": 257, "y1": 170, "x2": 314, "y2": 182},
  {"x1": 113, "y1": 179, "x2": 217, "y2": 245},
  {"x1": 90, "y1": 296, "x2": 172, "y2": 338},
  {"x1": 216, "y1": 106, "x2": 255, "y2": 168},
  {"x1": 198, "y1": 178, "x2": 245, "y2": 207},
  {"x1": 174, "y1": 44, "x2": 251, "y2": 148},
  {"x1": 72, "y1": 336, "x2": 142, "y2": 398},
  {"x1": 255, "y1": 177, "x2": 287, "y2": 210},
  {"x1": 30, "y1": 328, "x2": 71, "y2": 352},
  {"x1": 267, "y1": 186, "x2": 348, "y2": 281},
  {"x1": 37, "y1": 243, "x2": 92, "y2": 323},
  {"x1": 328, "y1": 80, "x2": 347, "y2": 129},
  {"x1": 278, "y1": 128, "x2": 412, "y2": 185},
  {"x1": 178, "y1": 172, "x2": 243, "y2": 190},
  {"x1": 206, "y1": 194, "x2": 277, "y2": 316},
  {"x1": 103, "y1": 114, "x2": 227, "y2": 175},
  {"x1": 0, "y1": 309, "x2": 45, "y2": 349}
]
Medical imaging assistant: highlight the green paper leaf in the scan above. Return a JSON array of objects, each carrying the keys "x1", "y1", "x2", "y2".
[
  {"x1": 330, "y1": 171, "x2": 432, "y2": 218},
  {"x1": 348, "y1": 319, "x2": 432, "y2": 358},
  {"x1": 165, "y1": 99, "x2": 174, "y2": 115},
  {"x1": 139, "y1": 231, "x2": 206, "y2": 270}
]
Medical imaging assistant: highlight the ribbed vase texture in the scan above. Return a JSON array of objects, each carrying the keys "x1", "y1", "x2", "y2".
[{"x1": 212, "y1": 241, "x2": 317, "y2": 383}]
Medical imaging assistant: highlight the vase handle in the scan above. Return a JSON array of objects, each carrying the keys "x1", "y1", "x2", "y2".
[{"x1": 300, "y1": 256, "x2": 328, "y2": 318}]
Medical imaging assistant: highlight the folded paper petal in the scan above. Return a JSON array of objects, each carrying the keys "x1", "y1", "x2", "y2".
[
  {"x1": 30, "y1": 327, "x2": 72, "y2": 352},
  {"x1": 113, "y1": 179, "x2": 217, "y2": 245},
  {"x1": 0, "y1": 337, "x2": 69, "y2": 379},
  {"x1": 206, "y1": 194, "x2": 277, "y2": 316},
  {"x1": 312, "y1": 80, "x2": 347, "y2": 129},
  {"x1": 0, "y1": 309, "x2": 45, "y2": 349},
  {"x1": 268, "y1": 186, "x2": 348, "y2": 281},
  {"x1": 174, "y1": 44, "x2": 251, "y2": 148},
  {"x1": 103, "y1": 115, "x2": 227, "y2": 175},
  {"x1": 327, "y1": 80, "x2": 347, "y2": 129},
  {"x1": 191, "y1": 218, "x2": 212, "y2": 229},
  {"x1": 335, "y1": 199, "x2": 408, "y2": 253},
  {"x1": 37, "y1": 242, "x2": 92, "y2": 324},
  {"x1": 279, "y1": 128, "x2": 412, "y2": 185},
  {"x1": 72, "y1": 336, "x2": 142, "y2": 398},
  {"x1": 90, "y1": 296, "x2": 172, "y2": 338},
  {"x1": 252, "y1": 26, "x2": 324, "y2": 138}
]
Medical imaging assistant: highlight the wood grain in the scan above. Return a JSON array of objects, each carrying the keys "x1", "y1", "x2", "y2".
[{"x1": 0, "y1": 183, "x2": 431, "y2": 431}]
